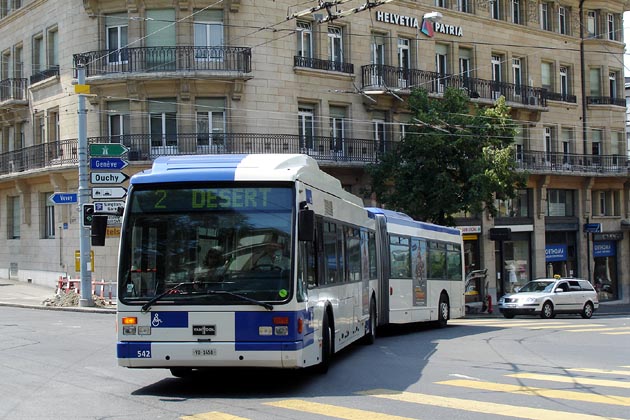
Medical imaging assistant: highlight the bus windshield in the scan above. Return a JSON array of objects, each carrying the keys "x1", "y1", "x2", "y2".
[{"x1": 119, "y1": 186, "x2": 294, "y2": 306}]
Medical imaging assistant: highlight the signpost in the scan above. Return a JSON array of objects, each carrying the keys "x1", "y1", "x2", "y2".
[
  {"x1": 91, "y1": 187, "x2": 127, "y2": 199},
  {"x1": 90, "y1": 172, "x2": 129, "y2": 184},
  {"x1": 89, "y1": 157, "x2": 129, "y2": 171},
  {"x1": 49, "y1": 192, "x2": 78, "y2": 204},
  {"x1": 583, "y1": 223, "x2": 602, "y2": 233},
  {"x1": 94, "y1": 201, "x2": 125, "y2": 214},
  {"x1": 89, "y1": 143, "x2": 128, "y2": 157}
]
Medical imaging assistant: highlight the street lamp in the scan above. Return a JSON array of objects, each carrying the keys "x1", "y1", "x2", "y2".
[{"x1": 423, "y1": 11, "x2": 443, "y2": 23}]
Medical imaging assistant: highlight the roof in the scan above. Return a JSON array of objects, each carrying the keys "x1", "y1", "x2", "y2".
[{"x1": 365, "y1": 207, "x2": 461, "y2": 236}]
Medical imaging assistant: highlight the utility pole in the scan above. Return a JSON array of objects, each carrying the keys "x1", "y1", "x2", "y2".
[{"x1": 76, "y1": 63, "x2": 93, "y2": 307}]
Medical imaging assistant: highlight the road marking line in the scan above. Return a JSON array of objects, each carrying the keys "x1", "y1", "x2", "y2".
[
  {"x1": 508, "y1": 373, "x2": 630, "y2": 389},
  {"x1": 265, "y1": 400, "x2": 415, "y2": 420},
  {"x1": 524, "y1": 324, "x2": 605, "y2": 330},
  {"x1": 603, "y1": 331, "x2": 630, "y2": 335},
  {"x1": 564, "y1": 327, "x2": 630, "y2": 333},
  {"x1": 437, "y1": 379, "x2": 630, "y2": 406},
  {"x1": 568, "y1": 368, "x2": 630, "y2": 376},
  {"x1": 452, "y1": 320, "x2": 572, "y2": 327},
  {"x1": 359, "y1": 389, "x2": 625, "y2": 420},
  {"x1": 181, "y1": 413, "x2": 249, "y2": 420}
]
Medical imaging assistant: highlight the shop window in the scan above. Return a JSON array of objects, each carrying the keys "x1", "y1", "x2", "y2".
[
  {"x1": 591, "y1": 190, "x2": 620, "y2": 216},
  {"x1": 495, "y1": 189, "x2": 530, "y2": 218}
]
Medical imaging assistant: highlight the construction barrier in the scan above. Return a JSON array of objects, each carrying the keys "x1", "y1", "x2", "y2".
[{"x1": 56, "y1": 276, "x2": 116, "y2": 304}]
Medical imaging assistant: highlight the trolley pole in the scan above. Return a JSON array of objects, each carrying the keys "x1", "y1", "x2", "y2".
[{"x1": 76, "y1": 64, "x2": 93, "y2": 307}]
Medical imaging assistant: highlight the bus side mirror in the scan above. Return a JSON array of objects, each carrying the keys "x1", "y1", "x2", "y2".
[
  {"x1": 298, "y1": 208, "x2": 314, "y2": 242},
  {"x1": 91, "y1": 215, "x2": 108, "y2": 246}
]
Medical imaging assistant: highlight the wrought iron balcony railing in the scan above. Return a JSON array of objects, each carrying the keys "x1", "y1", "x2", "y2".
[
  {"x1": 30, "y1": 66, "x2": 60, "y2": 84},
  {"x1": 544, "y1": 91, "x2": 577, "y2": 103},
  {"x1": 586, "y1": 96, "x2": 626, "y2": 106},
  {"x1": 360, "y1": 64, "x2": 548, "y2": 107},
  {"x1": 73, "y1": 46, "x2": 252, "y2": 77},
  {"x1": 0, "y1": 78, "x2": 28, "y2": 103},
  {"x1": 294, "y1": 56, "x2": 354, "y2": 74},
  {"x1": 1, "y1": 135, "x2": 628, "y2": 177},
  {"x1": 516, "y1": 150, "x2": 629, "y2": 174}
]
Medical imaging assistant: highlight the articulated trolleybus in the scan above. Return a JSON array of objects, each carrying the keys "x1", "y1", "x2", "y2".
[{"x1": 116, "y1": 154, "x2": 464, "y2": 376}]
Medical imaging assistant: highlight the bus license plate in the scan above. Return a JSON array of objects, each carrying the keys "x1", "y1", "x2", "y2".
[{"x1": 193, "y1": 348, "x2": 216, "y2": 357}]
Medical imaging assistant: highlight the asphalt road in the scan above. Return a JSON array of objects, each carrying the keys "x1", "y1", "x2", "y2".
[{"x1": 1, "y1": 307, "x2": 629, "y2": 420}]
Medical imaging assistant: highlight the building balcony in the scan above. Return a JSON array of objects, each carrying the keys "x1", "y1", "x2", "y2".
[
  {"x1": 73, "y1": 46, "x2": 252, "y2": 79},
  {"x1": 30, "y1": 66, "x2": 60, "y2": 84},
  {"x1": 361, "y1": 64, "x2": 547, "y2": 108},
  {"x1": 0, "y1": 78, "x2": 28, "y2": 106},
  {"x1": 586, "y1": 96, "x2": 626, "y2": 107},
  {"x1": 516, "y1": 150, "x2": 629, "y2": 175},
  {"x1": 545, "y1": 91, "x2": 577, "y2": 103},
  {"x1": 294, "y1": 56, "x2": 354, "y2": 74}
]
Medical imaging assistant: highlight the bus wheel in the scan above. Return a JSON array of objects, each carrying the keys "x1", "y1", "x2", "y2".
[
  {"x1": 170, "y1": 368, "x2": 193, "y2": 378},
  {"x1": 438, "y1": 295, "x2": 449, "y2": 328},
  {"x1": 314, "y1": 313, "x2": 332, "y2": 374},
  {"x1": 362, "y1": 298, "x2": 377, "y2": 345}
]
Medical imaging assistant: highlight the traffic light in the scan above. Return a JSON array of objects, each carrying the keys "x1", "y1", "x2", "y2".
[
  {"x1": 91, "y1": 215, "x2": 108, "y2": 246},
  {"x1": 82, "y1": 204, "x2": 94, "y2": 228}
]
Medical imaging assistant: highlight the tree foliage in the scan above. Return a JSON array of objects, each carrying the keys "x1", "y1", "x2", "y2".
[{"x1": 367, "y1": 87, "x2": 527, "y2": 226}]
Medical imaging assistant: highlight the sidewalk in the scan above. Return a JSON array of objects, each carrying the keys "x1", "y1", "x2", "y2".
[
  {"x1": 0, "y1": 277, "x2": 116, "y2": 314},
  {"x1": 1, "y1": 277, "x2": 629, "y2": 316}
]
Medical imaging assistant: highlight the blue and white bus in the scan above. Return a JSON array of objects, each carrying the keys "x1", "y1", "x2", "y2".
[{"x1": 115, "y1": 154, "x2": 464, "y2": 376}]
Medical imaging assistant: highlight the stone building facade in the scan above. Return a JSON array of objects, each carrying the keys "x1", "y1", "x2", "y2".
[{"x1": 0, "y1": 0, "x2": 628, "y2": 302}]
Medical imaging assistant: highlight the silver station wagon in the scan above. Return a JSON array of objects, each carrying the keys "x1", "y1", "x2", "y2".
[{"x1": 498, "y1": 277, "x2": 599, "y2": 319}]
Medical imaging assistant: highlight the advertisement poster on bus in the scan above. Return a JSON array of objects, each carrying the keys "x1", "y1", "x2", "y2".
[{"x1": 412, "y1": 239, "x2": 427, "y2": 306}]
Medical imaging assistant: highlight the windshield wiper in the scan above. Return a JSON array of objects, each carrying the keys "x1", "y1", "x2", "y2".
[
  {"x1": 141, "y1": 281, "x2": 196, "y2": 312},
  {"x1": 190, "y1": 290, "x2": 274, "y2": 311}
]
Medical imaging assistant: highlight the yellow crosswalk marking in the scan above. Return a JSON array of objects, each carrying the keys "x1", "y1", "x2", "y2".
[
  {"x1": 508, "y1": 373, "x2": 630, "y2": 389},
  {"x1": 265, "y1": 400, "x2": 415, "y2": 420},
  {"x1": 359, "y1": 389, "x2": 624, "y2": 420},
  {"x1": 437, "y1": 379, "x2": 630, "y2": 406},
  {"x1": 568, "y1": 368, "x2": 630, "y2": 376},
  {"x1": 181, "y1": 412, "x2": 249, "y2": 420}
]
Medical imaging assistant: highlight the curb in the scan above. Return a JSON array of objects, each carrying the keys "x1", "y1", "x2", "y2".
[{"x1": 0, "y1": 301, "x2": 116, "y2": 314}]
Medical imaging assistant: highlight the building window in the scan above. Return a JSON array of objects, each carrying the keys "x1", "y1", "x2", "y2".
[
  {"x1": 108, "y1": 101, "x2": 130, "y2": 145},
  {"x1": 457, "y1": 0, "x2": 472, "y2": 13},
  {"x1": 512, "y1": 58, "x2": 522, "y2": 94},
  {"x1": 511, "y1": 0, "x2": 521, "y2": 24},
  {"x1": 195, "y1": 98, "x2": 226, "y2": 151},
  {"x1": 490, "y1": 0, "x2": 501, "y2": 20},
  {"x1": 373, "y1": 111, "x2": 387, "y2": 153},
  {"x1": 371, "y1": 33, "x2": 385, "y2": 65},
  {"x1": 42, "y1": 192, "x2": 55, "y2": 239},
  {"x1": 546, "y1": 189, "x2": 575, "y2": 217},
  {"x1": 329, "y1": 106, "x2": 346, "y2": 153},
  {"x1": 586, "y1": 11, "x2": 597, "y2": 38},
  {"x1": 561, "y1": 127, "x2": 573, "y2": 164},
  {"x1": 496, "y1": 189, "x2": 530, "y2": 218},
  {"x1": 540, "y1": 3, "x2": 550, "y2": 31},
  {"x1": 592, "y1": 190, "x2": 620, "y2": 216},
  {"x1": 34, "y1": 113, "x2": 45, "y2": 145},
  {"x1": 558, "y1": 7, "x2": 568, "y2": 35},
  {"x1": 8, "y1": 196, "x2": 20, "y2": 239},
  {"x1": 298, "y1": 105, "x2": 315, "y2": 151},
  {"x1": 591, "y1": 129, "x2": 602, "y2": 158},
  {"x1": 607, "y1": 13, "x2": 615, "y2": 41},
  {"x1": 543, "y1": 126, "x2": 553, "y2": 163},
  {"x1": 541, "y1": 61, "x2": 553, "y2": 91},
  {"x1": 609, "y1": 72, "x2": 617, "y2": 99},
  {"x1": 194, "y1": 9, "x2": 224, "y2": 61},
  {"x1": 328, "y1": 26, "x2": 343, "y2": 70},
  {"x1": 435, "y1": 0, "x2": 447, "y2": 8},
  {"x1": 398, "y1": 38, "x2": 411, "y2": 88},
  {"x1": 296, "y1": 21, "x2": 312, "y2": 59},
  {"x1": 105, "y1": 13, "x2": 128, "y2": 64},
  {"x1": 435, "y1": 45, "x2": 448, "y2": 93},
  {"x1": 1, "y1": 0, "x2": 21, "y2": 18},
  {"x1": 32, "y1": 33, "x2": 44, "y2": 75},
  {"x1": 149, "y1": 99, "x2": 177, "y2": 152},
  {"x1": 559, "y1": 66, "x2": 569, "y2": 99},
  {"x1": 491, "y1": 54, "x2": 503, "y2": 99},
  {"x1": 47, "y1": 26, "x2": 59, "y2": 70},
  {"x1": 14, "y1": 44, "x2": 22, "y2": 78},
  {"x1": 589, "y1": 68, "x2": 601, "y2": 96}
]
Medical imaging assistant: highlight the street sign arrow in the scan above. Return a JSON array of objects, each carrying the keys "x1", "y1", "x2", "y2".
[
  {"x1": 89, "y1": 143, "x2": 129, "y2": 157},
  {"x1": 49, "y1": 192, "x2": 78, "y2": 204},
  {"x1": 90, "y1": 172, "x2": 129, "y2": 184},
  {"x1": 91, "y1": 187, "x2": 127, "y2": 199},
  {"x1": 90, "y1": 157, "x2": 128, "y2": 171},
  {"x1": 94, "y1": 201, "x2": 126, "y2": 214}
]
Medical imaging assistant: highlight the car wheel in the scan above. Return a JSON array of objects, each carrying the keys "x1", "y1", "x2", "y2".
[
  {"x1": 581, "y1": 302, "x2": 594, "y2": 319},
  {"x1": 503, "y1": 312, "x2": 515, "y2": 319},
  {"x1": 540, "y1": 301, "x2": 554, "y2": 319}
]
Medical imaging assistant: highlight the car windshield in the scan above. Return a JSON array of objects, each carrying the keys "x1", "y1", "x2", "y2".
[
  {"x1": 119, "y1": 185, "x2": 294, "y2": 305},
  {"x1": 518, "y1": 280, "x2": 555, "y2": 293}
]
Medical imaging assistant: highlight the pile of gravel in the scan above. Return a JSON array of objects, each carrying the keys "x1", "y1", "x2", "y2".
[{"x1": 42, "y1": 293, "x2": 114, "y2": 308}]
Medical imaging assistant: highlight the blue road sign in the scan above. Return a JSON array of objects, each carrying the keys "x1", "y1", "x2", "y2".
[
  {"x1": 49, "y1": 192, "x2": 78, "y2": 204},
  {"x1": 90, "y1": 157, "x2": 128, "y2": 171},
  {"x1": 583, "y1": 223, "x2": 602, "y2": 233}
]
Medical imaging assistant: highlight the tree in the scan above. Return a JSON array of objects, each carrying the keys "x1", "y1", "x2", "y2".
[{"x1": 367, "y1": 87, "x2": 527, "y2": 226}]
